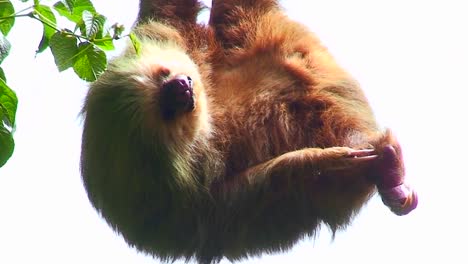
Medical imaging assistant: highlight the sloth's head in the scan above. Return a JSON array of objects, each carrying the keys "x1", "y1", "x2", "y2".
[
  {"x1": 80, "y1": 39, "x2": 211, "y2": 222},
  {"x1": 82, "y1": 39, "x2": 211, "y2": 147}
]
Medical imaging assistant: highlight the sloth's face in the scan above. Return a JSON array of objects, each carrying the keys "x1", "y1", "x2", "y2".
[{"x1": 87, "y1": 41, "x2": 211, "y2": 143}]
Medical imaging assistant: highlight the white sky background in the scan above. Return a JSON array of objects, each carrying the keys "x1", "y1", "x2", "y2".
[{"x1": 1, "y1": 0, "x2": 467, "y2": 263}]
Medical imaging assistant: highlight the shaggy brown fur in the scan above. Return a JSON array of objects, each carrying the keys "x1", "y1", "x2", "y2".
[{"x1": 80, "y1": 0, "x2": 417, "y2": 263}]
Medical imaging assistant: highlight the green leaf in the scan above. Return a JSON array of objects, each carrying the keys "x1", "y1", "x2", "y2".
[
  {"x1": 80, "y1": 10, "x2": 106, "y2": 39},
  {"x1": 34, "y1": 5, "x2": 58, "y2": 54},
  {"x1": 53, "y1": 1, "x2": 74, "y2": 22},
  {"x1": 73, "y1": 42, "x2": 106, "y2": 81},
  {"x1": 71, "y1": 0, "x2": 96, "y2": 17},
  {"x1": 0, "y1": 77, "x2": 17, "y2": 128},
  {"x1": 0, "y1": 77, "x2": 16, "y2": 167},
  {"x1": 0, "y1": 32, "x2": 11, "y2": 64},
  {"x1": 129, "y1": 32, "x2": 141, "y2": 56},
  {"x1": 0, "y1": 67, "x2": 5, "y2": 82},
  {"x1": 49, "y1": 31, "x2": 79, "y2": 71},
  {"x1": 0, "y1": 125, "x2": 14, "y2": 168},
  {"x1": 0, "y1": 0, "x2": 15, "y2": 36},
  {"x1": 93, "y1": 35, "x2": 114, "y2": 51},
  {"x1": 53, "y1": 0, "x2": 96, "y2": 23}
]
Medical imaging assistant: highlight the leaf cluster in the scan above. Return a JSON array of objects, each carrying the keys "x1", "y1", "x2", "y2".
[{"x1": 0, "y1": 0, "x2": 135, "y2": 168}]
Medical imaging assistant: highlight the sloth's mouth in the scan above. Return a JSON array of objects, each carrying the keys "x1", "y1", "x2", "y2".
[{"x1": 160, "y1": 74, "x2": 195, "y2": 120}]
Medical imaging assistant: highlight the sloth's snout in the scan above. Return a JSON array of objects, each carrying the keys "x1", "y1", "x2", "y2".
[{"x1": 160, "y1": 74, "x2": 195, "y2": 120}]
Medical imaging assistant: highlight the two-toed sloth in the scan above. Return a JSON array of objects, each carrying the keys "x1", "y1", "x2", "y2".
[{"x1": 80, "y1": 0, "x2": 418, "y2": 263}]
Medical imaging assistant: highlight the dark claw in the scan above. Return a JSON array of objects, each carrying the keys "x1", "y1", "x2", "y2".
[{"x1": 160, "y1": 74, "x2": 195, "y2": 120}]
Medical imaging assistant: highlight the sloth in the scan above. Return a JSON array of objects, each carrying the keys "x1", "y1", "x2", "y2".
[{"x1": 80, "y1": 0, "x2": 418, "y2": 263}]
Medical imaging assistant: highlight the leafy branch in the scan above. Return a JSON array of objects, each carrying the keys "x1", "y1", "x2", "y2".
[{"x1": 0, "y1": 0, "x2": 140, "y2": 168}]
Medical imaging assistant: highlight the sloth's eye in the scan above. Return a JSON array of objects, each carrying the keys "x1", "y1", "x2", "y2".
[{"x1": 159, "y1": 68, "x2": 171, "y2": 78}]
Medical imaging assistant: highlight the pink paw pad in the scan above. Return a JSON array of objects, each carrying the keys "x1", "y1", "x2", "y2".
[
  {"x1": 378, "y1": 183, "x2": 418, "y2": 216},
  {"x1": 376, "y1": 145, "x2": 418, "y2": 215}
]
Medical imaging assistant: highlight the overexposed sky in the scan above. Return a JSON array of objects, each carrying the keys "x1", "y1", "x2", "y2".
[{"x1": 1, "y1": 0, "x2": 467, "y2": 263}]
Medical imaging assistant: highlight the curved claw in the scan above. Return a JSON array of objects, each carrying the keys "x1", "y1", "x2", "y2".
[
  {"x1": 345, "y1": 149, "x2": 378, "y2": 162},
  {"x1": 348, "y1": 149, "x2": 377, "y2": 157}
]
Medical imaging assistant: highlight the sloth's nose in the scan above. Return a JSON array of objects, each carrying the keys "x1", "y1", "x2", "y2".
[
  {"x1": 172, "y1": 75, "x2": 193, "y2": 90},
  {"x1": 167, "y1": 75, "x2": 194, "y2": 104},
  {"x1": 160, "y1": 74, "x2": 195, "y2": 120}
]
